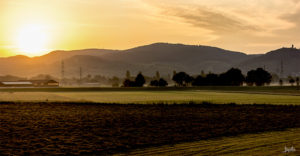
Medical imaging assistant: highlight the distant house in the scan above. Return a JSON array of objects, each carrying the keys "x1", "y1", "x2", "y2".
[
  {"x1": 0, "y1": 81, "x2": 33, "y2": 87},
  {"x1": 0, "y1": 80, "x2": 59, "y2": 87},
  {"x1": 30, "y1": 80, "x2": 59, "y2": 87}
]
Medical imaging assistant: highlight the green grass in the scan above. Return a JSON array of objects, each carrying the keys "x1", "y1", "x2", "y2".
[{"x1": 1, "y1": 90, "x2": 300, "y2": 105}]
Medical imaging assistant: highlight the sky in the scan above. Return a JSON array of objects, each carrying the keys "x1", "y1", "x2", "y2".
[{"x1": 1, "y1": 0, "x2": 300, "y2": 57}]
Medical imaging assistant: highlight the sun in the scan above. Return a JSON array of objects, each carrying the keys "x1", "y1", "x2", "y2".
[{"x1": 16, "y1": 24, "x2": 50, "y2": 56}]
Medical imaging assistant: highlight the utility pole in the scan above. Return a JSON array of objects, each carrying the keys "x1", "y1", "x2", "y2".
[
  {"x1": 280, "y1": 60, "x2": 284, "y2": 78},
  {"x1": 61, "y1": 61, "x2": 65, "y2": 86},
  {"x1": 79, "y1": 66, "x2": 82, "y2": 86}
]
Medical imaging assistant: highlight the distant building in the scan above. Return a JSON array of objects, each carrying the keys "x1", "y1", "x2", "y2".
[
  {"x1": 0, "y1": 80, "x2": 59, "y2": 87},
  {"x1": 0, "y1": 81, "x2": 33, "y2": 87},
  {"x1": 292, "y1": 44, "x2": 296, "y2": 49},
  {"x1": 30, "y1": 80, "x2": 59, "y2": 87}
]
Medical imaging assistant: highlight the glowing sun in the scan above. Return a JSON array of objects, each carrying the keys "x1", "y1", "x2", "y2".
[{"x1": 16, "y1": 24, "x2": 50, "y2": 56}]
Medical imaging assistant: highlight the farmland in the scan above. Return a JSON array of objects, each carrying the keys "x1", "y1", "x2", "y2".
[
  {"x1": 1, "y1": 87, "x2": 300, "y2": 155},
  {"x1": 120, "y1": 128, "x2": 300, "y2": 155},
  {"x1": 2, "y1": 102, "x2": 300, "y2": 155},
  {"x1": 0, "y1": 87, "x2": 299, "y2": 104}
]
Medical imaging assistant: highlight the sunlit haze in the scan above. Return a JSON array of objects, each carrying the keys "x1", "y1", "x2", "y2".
[
  {"x1": 16, "y1": 24, "x2": 50, "y2": 56},
  {"x1": 1, "y1": 0, "x2": 300, "y2": 56}
]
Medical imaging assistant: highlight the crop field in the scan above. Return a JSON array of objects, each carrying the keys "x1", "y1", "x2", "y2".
[
  {"x1": 121, "y1": 128, "x2": 300, "y2": 156},
  {"x1": 1, "y1": 102, "x2": 300, "y2": 155},
  {"x1": 1, "y1": 87, "x2": 300, "y2": 155},
  {"x1": 1, "y1": 90, "x2": 300, "y2": 105}
]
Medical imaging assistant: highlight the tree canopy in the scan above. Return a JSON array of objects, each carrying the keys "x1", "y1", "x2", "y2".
[{"x1": 246, "y1": 68, "x2": 272, "y2": 86}]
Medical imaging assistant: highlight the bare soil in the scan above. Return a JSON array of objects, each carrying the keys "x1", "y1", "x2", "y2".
[{"x1": 1, "y1": 102, "x2": 300, "y2": 155}]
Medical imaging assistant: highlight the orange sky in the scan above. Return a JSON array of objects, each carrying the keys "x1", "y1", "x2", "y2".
[{"x1": 1, "y1": 0, "x2": 300, "y2": 57}]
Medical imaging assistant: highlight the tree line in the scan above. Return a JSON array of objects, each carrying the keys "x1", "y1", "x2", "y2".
[{"x1": 123, "y1": 68, "x2": 274, "y2": 87}]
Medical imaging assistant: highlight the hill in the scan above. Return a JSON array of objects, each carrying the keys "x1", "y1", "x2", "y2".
[
  {"x1": 238, "y1": 47, "x2": 300, "y2": 76},
  {"x1": 0, "y1": 43, "x2": 298, "y2": 78}
]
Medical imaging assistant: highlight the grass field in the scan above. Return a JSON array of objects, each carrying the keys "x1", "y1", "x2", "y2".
[
  {"x1": 1, "y1": 90, "x2": 300, "y2": 105},
  {"x1": 120, "y1": 128, "x2": 300, "y2": 156},
  {"x1": 1, "y1": 102, "x2": 300, "y2": 155},
  {"x1": 0, "y1": 86, "x2": 299, "y2": 94}
]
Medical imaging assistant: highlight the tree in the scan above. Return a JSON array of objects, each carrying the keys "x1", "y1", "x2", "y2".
[
  {"x1": 150, "y1": 80, "x2": 159, "y2": 87},
  {"x1": 279, "y1": 79, "x2": 283, "y2": 86},
  {"x1": 206, "y1": 73, "x2": 219, "y2": 86},
  {"x1": 192, "y1": 75, "x2": 205, "y2": 86},
  {"x1": 185, "y1": 75, "x2": 194, "y2": 86},
  {"x1": 158, "y1": 78, "x2": 168, "y2": 87},
  {"x1": 123, "y1": 79, "x2": 135, "y2": 87},
  {"x1": 289, "y1": 76, "x2": 295, "y2": 86},
  {"x1": 219, "y1": 68, "x2": 244, "y2": 86},
  {"x1": 172, "y1": 72, "x2": 190, "y2": 86},
  {"x1": 245, "y1": 70, "x2": 256, "y2": 86},
  {"x1": 135, "y1": 73, "x2": 146, "y2": 87},
  {"x1": 246, "y1": 68, "x2": 272, "y2": 86}
]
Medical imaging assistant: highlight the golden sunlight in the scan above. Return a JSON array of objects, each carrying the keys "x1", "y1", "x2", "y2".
[{"x1": 16, "y1": 24, "x2": 50, "y2": 56}]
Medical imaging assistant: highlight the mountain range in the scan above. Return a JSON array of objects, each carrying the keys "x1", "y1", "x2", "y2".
[{"x1": 0, "y1": 43, "x2": 299, "y2": 78}]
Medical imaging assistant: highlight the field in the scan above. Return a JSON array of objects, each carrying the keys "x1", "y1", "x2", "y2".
[
  {"x1": 120, "y1": 128, "x2": 300, "y2": 155},
  {"x1": 1, "y1": 102, "x2": 300, "y2": 155},
  {"x1": 0, "y1": 86, "x2": 300, "y2": 104},
  {"x1": 1, "y1": 86, "x2": 300, "y2": 155}
]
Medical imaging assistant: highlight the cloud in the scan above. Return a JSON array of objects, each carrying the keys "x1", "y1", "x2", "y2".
[
  {"x1": 159, "y1": 6, "x2": 260, "y2": 34},
  {"x1": 274, "y1": 8, "x2": 300, "y2": 41},
  {"x1": 138, "y1": 0, "x2": 300, "y2": 53},
  {"x1": 142, "y1": 0, "x2": 297, "y2": 35}
]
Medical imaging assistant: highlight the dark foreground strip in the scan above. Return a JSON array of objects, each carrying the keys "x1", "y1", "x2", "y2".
[{"x1": 1, "y1": 102, "x2": 300, "y2": 155}]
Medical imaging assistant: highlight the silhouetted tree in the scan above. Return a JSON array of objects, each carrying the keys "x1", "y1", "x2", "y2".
[
  {"x1": 158, "y1": 78, "x2": 168, "y2": 87},
  {"x1": 192, "y1": 75, "x2": 205, "y2": 86},
  {"x1": 245, "y1": 70, "x2": 256, "y2": 86},
  {"x1": 246, "y1": 68, "x2": 272, "y2": 86},
  {"x1": 219, "y1": 68, "x2": 244, "y2": 86},
  {"x1": 279, "y1": 79, "x2": 283, "y2": 86},
  {"x1": 185, "y1": 75, "x2": 194, "y2": 86},
  {"x1": 150, "y1": 80, "x2": 159, "y2": 87},
  {"x1": 289, "y1": 76, "x2": 295, "y2": 86},
  {"x1": 151, "y1": 78, "x2": 168, "y2": 87},
  {"x1": 123, "y1": 79, "x2": 135, "y2": 87},
  {"x1": 172, "y1": 72, "x2": 190, "y2": 86},
  {"x1": 206, "y1": 73, "x2": 219, "y2": 86},
  {"x1": 135, "y1": 73, "x2": 146, "y2": 87}
]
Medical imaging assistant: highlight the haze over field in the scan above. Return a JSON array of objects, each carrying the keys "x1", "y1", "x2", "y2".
[{"x1": 1, "y1": 0, "x2": 300, "y2": 56}]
